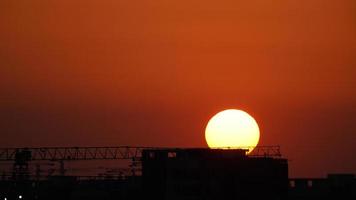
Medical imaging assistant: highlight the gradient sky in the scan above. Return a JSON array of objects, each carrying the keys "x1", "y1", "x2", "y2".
[{"x1": 0, "y1": 0, "x2": 355, "y2": 177}]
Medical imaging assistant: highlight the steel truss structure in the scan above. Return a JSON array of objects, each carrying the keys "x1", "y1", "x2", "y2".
[{"x1": 0, "y1": 146, "x2": 282, "y2": 162}]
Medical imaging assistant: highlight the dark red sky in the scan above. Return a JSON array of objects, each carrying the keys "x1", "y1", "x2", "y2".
[{"x1": 0, "y1": 0, "x2": 355, "y2": 177}]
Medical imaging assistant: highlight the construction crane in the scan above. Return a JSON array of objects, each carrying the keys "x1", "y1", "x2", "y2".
[
  {"x1": 0, "y1": 146, "x2": 148, "y2": 180},
  {"x1": 0, "y1": 146, "x2": 281, "y2": 161},
  {"x1": 0, "y1": 146, "x2": 148, "y2": 161},
  {"x1": 0, "y1": 146, "x2": 281, "y2": 180}
]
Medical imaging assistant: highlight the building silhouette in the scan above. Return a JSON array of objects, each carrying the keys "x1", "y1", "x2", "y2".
[
  {"x1": 289, "y1": 174, "x2": 355, "y2": 200},
  {"x1": 142, "y1": 148, "x2": 288, "y2": 200},
  {"x1": 0, "y1": 147, "x2": 355, "y2": 199}
]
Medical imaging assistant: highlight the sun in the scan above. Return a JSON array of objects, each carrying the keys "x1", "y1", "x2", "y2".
[{"x1": 205, "y1": 109, "x2": 260, "y2": 153}]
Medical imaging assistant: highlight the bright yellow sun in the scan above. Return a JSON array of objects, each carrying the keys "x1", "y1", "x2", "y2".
[{"x1": 205, "y1": 109, "x2": 260, "y2": 153}]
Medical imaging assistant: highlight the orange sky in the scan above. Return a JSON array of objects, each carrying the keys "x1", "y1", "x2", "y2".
[{"x1": 0, "y1": 0, "x2": 355, "y2": 177}]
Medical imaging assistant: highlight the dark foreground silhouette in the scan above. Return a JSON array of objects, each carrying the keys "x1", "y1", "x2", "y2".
[{"x1": 0, "y1": 148, "x2": 354, "y2": 199}]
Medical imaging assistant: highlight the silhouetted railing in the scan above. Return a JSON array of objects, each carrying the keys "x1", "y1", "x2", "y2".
[{"x1": 249, "y1": 146, "x2": 282, "y2": 157}]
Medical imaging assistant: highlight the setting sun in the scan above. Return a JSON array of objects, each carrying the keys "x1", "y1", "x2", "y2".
[{"x1": 205, "y1": 109, "x2": 260, "y2": 153}]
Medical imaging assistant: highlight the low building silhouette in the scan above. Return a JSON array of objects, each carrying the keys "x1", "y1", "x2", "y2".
[{"x1": 289, "y1": 174, "x2": 355, "y2": 199}]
